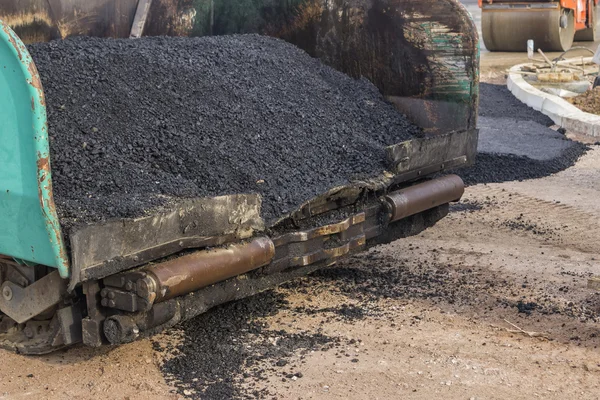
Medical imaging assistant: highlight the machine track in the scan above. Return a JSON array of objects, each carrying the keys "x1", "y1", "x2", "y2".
[{"x1": 464, "y1": 184, "x2": 600, "y2": 254}]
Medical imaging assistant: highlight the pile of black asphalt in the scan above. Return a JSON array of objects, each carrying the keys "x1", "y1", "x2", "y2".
[{"x1": 28, "y1": 35, "x2": 421, "y2": 231}]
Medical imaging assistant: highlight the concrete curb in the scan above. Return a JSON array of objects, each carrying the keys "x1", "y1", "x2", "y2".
[{"x1": 507, "y1": 57, "x2": 600, "y2": 138}]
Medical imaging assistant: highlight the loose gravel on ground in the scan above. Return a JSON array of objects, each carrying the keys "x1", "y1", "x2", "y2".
[
  {"x1": 458, "y1": 83, "x2": 589, "y2": 185},
  {"x1": 155, "y1": 291, "x2": 348, "y2": 400},
  {"x1": 478, "y1": 82, "x2": 554, "y2": 126},
  {"x1": 28, "y1": 35, "x2": 420, "y2": 230}
]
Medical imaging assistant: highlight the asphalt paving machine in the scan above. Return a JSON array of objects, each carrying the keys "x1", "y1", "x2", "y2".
[
  {"x1": 0, "y1": 0, "x2": 479, "y2": 354},
  {"x1": 480, "y1": 0, "x2": 599, "y2": 51}
]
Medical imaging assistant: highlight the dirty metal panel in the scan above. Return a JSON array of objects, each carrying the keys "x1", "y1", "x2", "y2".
[
  {"x1": 0, "y1": 270, "x2": 67, "y2": 324},
  {"x1": 287, "y1": 185, "x2": 364, "y2": 222},
  {"x1": 145, "y1": 0, "x2": 197, "y2": 37},
  {"x1": 47, "y1": 0, "x2": 139, "y2": 38},
  {"x1": 0, "y1": 21, "x2": 69, "y2": 276},
  {"x1": 266, "y1": 213, "x2": 368, "y2": 274},
  {"x1": 69, "y1": 194, "x2": 263, "y2": 288},
  {"x1": 273, "y1": 213, "x2": 366, "y2": 247},
  {"x1": 181, "y1": 0, "x2": 479, "y2": 132},
  {"x1": 386, "y1": 97, "x2": 473, "y2": 135},
  {"x1": 0, "y1": 0, "x2": 139, "y2": 43},
  {"x1": 278, "y1": 0, "x2": 480, "y2": 133},
  {"x1": 386, "y1": 129, "x2": 479, "y2": 176},
  {"x1": 0, "y1": 0, "x2": 60, "y2": 43}
]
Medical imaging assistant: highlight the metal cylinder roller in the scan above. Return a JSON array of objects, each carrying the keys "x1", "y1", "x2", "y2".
[
  {"x1": 384, "y1": 175, "x2": 465, "y2": 223},
  {"x1": 143, "y1": 237, "x2": 276, "y2": 303},
  {"x1": 482, "y1": 6, "x2": 575, "y2": 51}
]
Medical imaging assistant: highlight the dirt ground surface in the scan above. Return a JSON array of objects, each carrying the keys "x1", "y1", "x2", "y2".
[{"x1": 568, "y1": 87, "x2": 600, "y2": 115}]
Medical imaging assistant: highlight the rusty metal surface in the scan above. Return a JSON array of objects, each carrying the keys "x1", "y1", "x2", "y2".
[
  {"x1": 68, "y1": 194, "x2": 263, "y2": 290},
  {"x1": 384, "y1": 175, "x2": 465, "y2": 222},
  {"x1": 108, "y1": 205, "x2": 450, "y2": 345},
  {"x1": 148, "y1": 237, "x2": 275, "y2": 302},
  {"x1": 0, "y1": 21, "x2": 70, "y2": 276},
  {"x1": 97, "y1": 175, "x2": 459, "y2": 316},
  {"x1": 269, "y1": 213, "x2": 367, "y2": 273},
  {"x1": 0, "y1": 0, "x2": 138, "y2": 43}
]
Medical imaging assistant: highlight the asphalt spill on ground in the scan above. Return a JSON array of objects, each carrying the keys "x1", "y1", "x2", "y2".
[
  {"x1": 456, "y1": 146, "x2": 589, "y2": 186},
  {"x1": 157, "y1": 244, "x2": 600, "y2": 399},
  {"x1": 155, "y1": 292, "x2": 352, "y2": 399}
]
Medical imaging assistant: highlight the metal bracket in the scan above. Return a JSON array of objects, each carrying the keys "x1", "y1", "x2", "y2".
[
  {"x1": 0, "y1": 270, "x2": 67, "y2": 324},
  {"x1": 130, "y1": 0, "x2": 153, "y2": 38}
]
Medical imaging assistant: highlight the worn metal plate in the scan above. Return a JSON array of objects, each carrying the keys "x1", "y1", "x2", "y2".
[
  {"x1": 386, "y1": 129, "x2": 479, "y2": 176},
  {"x1": 0, "y1": 270, "x2": 67, "y2": 323},
  {"x1": 69, "y1": 194, "x2": 263, "y2": 288},
  {"x1": 130, "y1": 0, "x2": 153, "y2": 38},
  {"x1": 0, "y1": 0, "x2": 138, "y2": 43}
]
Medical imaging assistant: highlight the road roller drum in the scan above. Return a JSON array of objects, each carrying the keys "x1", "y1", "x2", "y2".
[{"x1": 480, "y1": 0, "x2": 598, "y2": 52}]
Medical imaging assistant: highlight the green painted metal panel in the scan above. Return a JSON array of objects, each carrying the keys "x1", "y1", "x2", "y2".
[{"x1": 0, "y1": 20, "x2": 69, "y2": 278}]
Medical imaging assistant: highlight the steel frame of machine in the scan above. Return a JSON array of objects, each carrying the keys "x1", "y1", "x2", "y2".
[{"x1": 0, "y1": 0, "x2": 481, "y2": 354}]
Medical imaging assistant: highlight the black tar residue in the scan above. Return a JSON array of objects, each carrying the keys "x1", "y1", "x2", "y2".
[
  {"x1": 155, "y1": 291, "x2": 349, "y2": 399},
  {"x1": 457, "y1": 145, "x2": 588, "y2": 186}
]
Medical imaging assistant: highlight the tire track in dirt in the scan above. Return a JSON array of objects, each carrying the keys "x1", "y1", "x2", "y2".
[{"x1": 464, "y1": 184, "x2": 600, "y2": 254}]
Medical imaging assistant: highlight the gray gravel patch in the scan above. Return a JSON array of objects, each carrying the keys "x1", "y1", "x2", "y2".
[
  {"x1": 478, "y1": 117, "x2": 574, "y2": 161},
  {"x1": 458, "y1": 82, "x2": 589, "y2": 185},
  {"x1": 479, "y1": 82, "x2": 554, "y2": 126}
]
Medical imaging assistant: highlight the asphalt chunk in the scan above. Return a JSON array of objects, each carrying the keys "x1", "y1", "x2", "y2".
[{"x1": 27, "y1": 35, "x2": 420, "y2": 232}]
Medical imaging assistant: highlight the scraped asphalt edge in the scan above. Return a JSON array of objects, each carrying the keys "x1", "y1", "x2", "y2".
[{"x1": 507, "y1": 56, "x2": 600, "y2": 138}]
